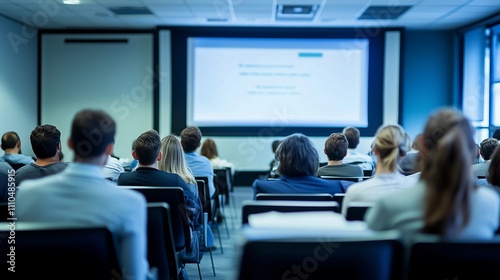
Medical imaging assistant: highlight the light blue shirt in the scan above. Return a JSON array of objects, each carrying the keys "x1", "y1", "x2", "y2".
[
  {"x1": 17, "y1": 162, "x2": 149, "y2": 280},
  {"x1": 0, "y1": 153, "x2": 34, "y2": 165},
  {"x1": 184, "y1": 152, "x2": 215, "y2": 197}
]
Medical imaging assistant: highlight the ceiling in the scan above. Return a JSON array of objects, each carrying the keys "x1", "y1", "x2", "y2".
[{"x1": 0, "y1": 0, "x2": 499, "y2": 30}]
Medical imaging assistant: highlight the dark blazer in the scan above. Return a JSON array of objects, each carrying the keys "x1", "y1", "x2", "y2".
[
  {"x1": 252, "y1": 175, "x2": 345, "y2": 199},
  {"x1": 117, "y1": 167, "x2": 201, "y2": 227}
]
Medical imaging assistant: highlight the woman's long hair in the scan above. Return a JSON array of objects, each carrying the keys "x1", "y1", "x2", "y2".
[
  {"x1": 420, "y1": 108, "x2": 477, "y2": 237},
  {"x1": 158, "y1": 134, "x2": 197, "y2": 185},
  {"x1": 372, "y1": 124, "x2": 408, "y2": 173}
]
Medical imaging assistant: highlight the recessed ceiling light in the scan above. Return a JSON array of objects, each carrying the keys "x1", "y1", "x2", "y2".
[{"x1": 63, "y1": 0, "x2": 81, "y2": 4}]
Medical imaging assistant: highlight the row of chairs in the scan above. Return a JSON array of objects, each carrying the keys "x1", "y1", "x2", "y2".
[
  {"x1": 249, "y1": 193, "x2": 373, "y2": 221},
  {"x1": 236, "y1": 226, "x2": 500, "y2": 280}
]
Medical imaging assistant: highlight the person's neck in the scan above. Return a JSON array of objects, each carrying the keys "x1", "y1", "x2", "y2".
[
  {"x1": 327, "y1": 160, "x2": 343, "y2": 166},
  {"x1": 35, "y1": 155, "x2": 60, "y2": 166},
  {"x1": 137, "y1": 162, "x2": 158, "y2": 169},
  {"x1": 374, "y1": 164, "x2": 394, "y2": 175},
  {"x1": 73, "y1": 154, "x2": 108, "y2": 166},
  {"x1": 4, "y1": 148, "x2": 20, "y2": 155}
]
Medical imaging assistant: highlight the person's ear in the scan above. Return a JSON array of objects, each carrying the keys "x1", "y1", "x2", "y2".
[
  {"x1": 16, "y1": 141, "x2": 21, "y2": 148},
  {"x1": 67, "y1": 139, "x2": 74, "y2": 150},
  {"x1": 324, "y1": 148, "x2": 327, "y2": 155},
  {"x1": 132, "y1": 150, "x2": 139, "y2": 160},
  {"x1": 157, "y1": 151, "x2": 162, "y2": 162},
  {"x1": 105, "y1": 143, "x2": 114, "y2": 156}
]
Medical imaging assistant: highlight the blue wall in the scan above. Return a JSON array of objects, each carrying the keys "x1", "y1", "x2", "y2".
[{"x1": 401, "y1": 30, "x2": 455, "y2": 139}]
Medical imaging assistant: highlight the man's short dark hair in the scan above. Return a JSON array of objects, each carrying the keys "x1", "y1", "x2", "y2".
[
  {"x1": 30, "y1": 125, "x2": 61, "y2": 159},
  {"x1": 324, "y1": 133, "x2": 348, "y2": 161},
  {"x1": 70, "y1": 109, "x2": 116, "y2": 158},
  {"x1": 493, "y1": 129, "x2": 500, "y2": 141},
  {"x1": 342, "y1": 126, "x2": 360, "y2": 149},
  {"x1": 1, "y1": 131, "x2": 20, "y2": 150},
  {"x1": 180, "y1": 126, "x2": 202, "y2": 153},
  {"x1": 272, "y1": 140, "x2": 281, "y2": 154},
  {"x1": 276, "y1": 133, "x2": 319, "y2": 177},
  {"x1": 480, "y1": 137, "x2": 499, "y2": 161},
  {"x1": 133, "y1": 130, "x2": 161, "y2": 165}
]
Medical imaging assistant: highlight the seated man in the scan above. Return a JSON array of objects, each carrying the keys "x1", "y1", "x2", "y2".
[
  {"x1": 342, "y1": 126, "x2": 374, "y2": 173},
  {"x1": 117, "y1": 129, "x2": 201, "y2": 225},
  {"x1": 252, "y1": 133, "x2": 344, "y2": 199},
  {"x1": 181, "y1": 126, "x2": 215, "y2": 198},
  {"x1": 0, "y1": 131, "x2": 34, "y2": 169},
  {"x1": 103, "y1": 154, "x2": 125, "y2": 182},
  {"x1": 17, "y1": 109, "x2": 149, "y2": 280},
  {"x1": 317, "y1": 133, "x2": 363, "y2": 178},
  {"x1": 472, "y1": 137, "x2": 499, "y2": 178},
  {"x1": 15, "y1": 124, "x2": 68, "y2": 185}
]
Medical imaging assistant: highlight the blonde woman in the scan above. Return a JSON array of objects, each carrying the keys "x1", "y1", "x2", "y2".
[
  {"x1": 341, "y1": 124, "x2": 411, "y2": 215},
  {"x1": 159, "y1": 134, "x2": 214, "y2": 247},
  {"x1": 366, "y1": 108, "x2": 499, "y2": 242}
]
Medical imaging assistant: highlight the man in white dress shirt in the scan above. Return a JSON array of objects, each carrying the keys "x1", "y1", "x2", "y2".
[{"x1": 342, "y1": 126, "x2": 374, "y2": 173}]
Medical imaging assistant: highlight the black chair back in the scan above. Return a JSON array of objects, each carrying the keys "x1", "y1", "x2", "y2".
[
  {"x1": 213, "y1": 168, "x2": 231, "y2": 204},
  {"x1": 345, "y1": 202, "x2": 374, "y2": 221},
  {"x1": 255, "y1": 193, "x2": 334, "y2": 201},
  {"x1": 242, "y1": 200, "x2": 339, "y2": 224},
  {"x1": 147, "y1": 202, "x2": 180, "y2": 280},
  {"x1": 332, "y1": 193, "x2": 346, "y2": 211},
  {"x1": 237, "y1": 229, "x2": 403, "y2": 280},
  {"x1": 0, "y1": 202, "x2": 8, "y2": 221},
  {"x1": 120, "y1": 186, "x2": 190, "y2": 252},
  {"x1": 408, "y1": 235, "x2": 500, "y2": 280},
  {"x1": 0, "y1": 223, "x2": 121, "y2": 279}
]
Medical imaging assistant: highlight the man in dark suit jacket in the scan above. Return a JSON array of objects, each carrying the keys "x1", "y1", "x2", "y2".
[
  {"x1": 117, "y1": 130, "x2": 201, "y2": 224},
  {"x1": 252, "y1": 133, "x2": 344, "y2": 199}
]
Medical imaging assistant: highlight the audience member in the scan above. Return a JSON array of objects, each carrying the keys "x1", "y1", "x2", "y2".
[
  {"x1": 118, "y1": 130, "x2": 201, "y2": 225},
  {"x1": 486, "y1": 145, "x2": 500, "y2": 195},
  {"x1": 17, "y1": 109, "x2": 149, "y2": 279},
  {"x1": 180, "y1": 126, "x2": 215, "y2": 198},
  {"x1": 342, "y1": 126, "x2": 374, "y2": 173},
  {"x1": 316, "y1": 132, "x2": 363, "y2": 177},
  {"x1": 15, "y1": 124, "x2": 68, "y2": 185},
  {"x1": 103, "y1": 154, "x2": 125, "y2": 182},
  {"x1": 0, "y1": 162, "x2": 12, "y2": 202},
  {"x1": 200, "y1": 138, "x2": 235, "y2": 175},
  {"x1": 159, "y1": 134, "x2": 214, "y2": 249},
  {"x1": 268, "y1": 140, "x2": 281, "y2": 178},
  {"x1": 398, "y1": 133, "x2": 422, "y2": 175},
  {"x1": 365, "y1": 107, "x2": 499, "y2": 244},
  {"x1": 342, "y1": 124, "x2": 410, "y2": 215},
  {"x1": 493, "y1": 128, "x2": 500, "y2": 141},
  {"x1": 0, "y1": 131, "x2": 35, "y2": 169},
  {"x1": 472, "y1": 137, "x2": 499, "y2": 178},
  {"x1": 252, "y1": 133, "x2": 344, "y2": 199}
]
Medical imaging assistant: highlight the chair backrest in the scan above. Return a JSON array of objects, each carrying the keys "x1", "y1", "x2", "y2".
[
  {"x1": 320, "y1": 175, "x2": 363, "y2": 182},
  {"x1": 345, "y1": 202, "x2": 374, "y2": 221},
  {"x1": 408, "y1": 235, "x2": 500, "y2": 280},
  {"x1": 242, "y1": 200, "x2": 339, "y2": 224},
  {"x1": 146, "y1": 202, "x2": 180, "y2": 280},
  {"x1": 255, "y1": 193, "x2": 334, "y2": 202},
  {"x1": 236, "y1": 228, "x2": 404, "y2": 280},
  {"x1": 332, "y1": 193, "x2": 346, "y2": 212},
  {"x1": 196, "y1": 179, "x2": 213, "y2": 222},
  {"x1": 0, "y1": 202, "x2": 8, "y2": 221},
  {"x1": 213, "y1": 168, "x2": 231, "y2": 196},
  {"x1": 0, "y1": 223, "x2": 121, "y2": 279},
  {"x1": 120, "y1": 186, "x2": 190, "y2": 252}
]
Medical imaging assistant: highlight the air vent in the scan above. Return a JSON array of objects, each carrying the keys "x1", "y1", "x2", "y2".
[
  {"x1": 358, "y1": 5, "x2": 412, "y2": 20},
  {"x1": 276, "y1": 4, "x2": 318, "y2": 21},
  {"x1": 108, "y1": 6, "x2": 153, "y2": 15}
]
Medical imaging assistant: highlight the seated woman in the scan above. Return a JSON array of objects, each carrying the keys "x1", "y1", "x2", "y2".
[
  {"x1": 365, "y1": 107, "x2": 500, "y2": 244},
  {"x1": 341, "y1": 124, "x2": 410, "y2": 215},
  {"x1": 251, "y1": 133, "x2": 344, "y2": 199},
  {"x1": 158, "y1": 135, "x2": 214, "y2": 249},
  {"x1": 200, "y1": 138, "x2": 234, "y2": 175}
]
